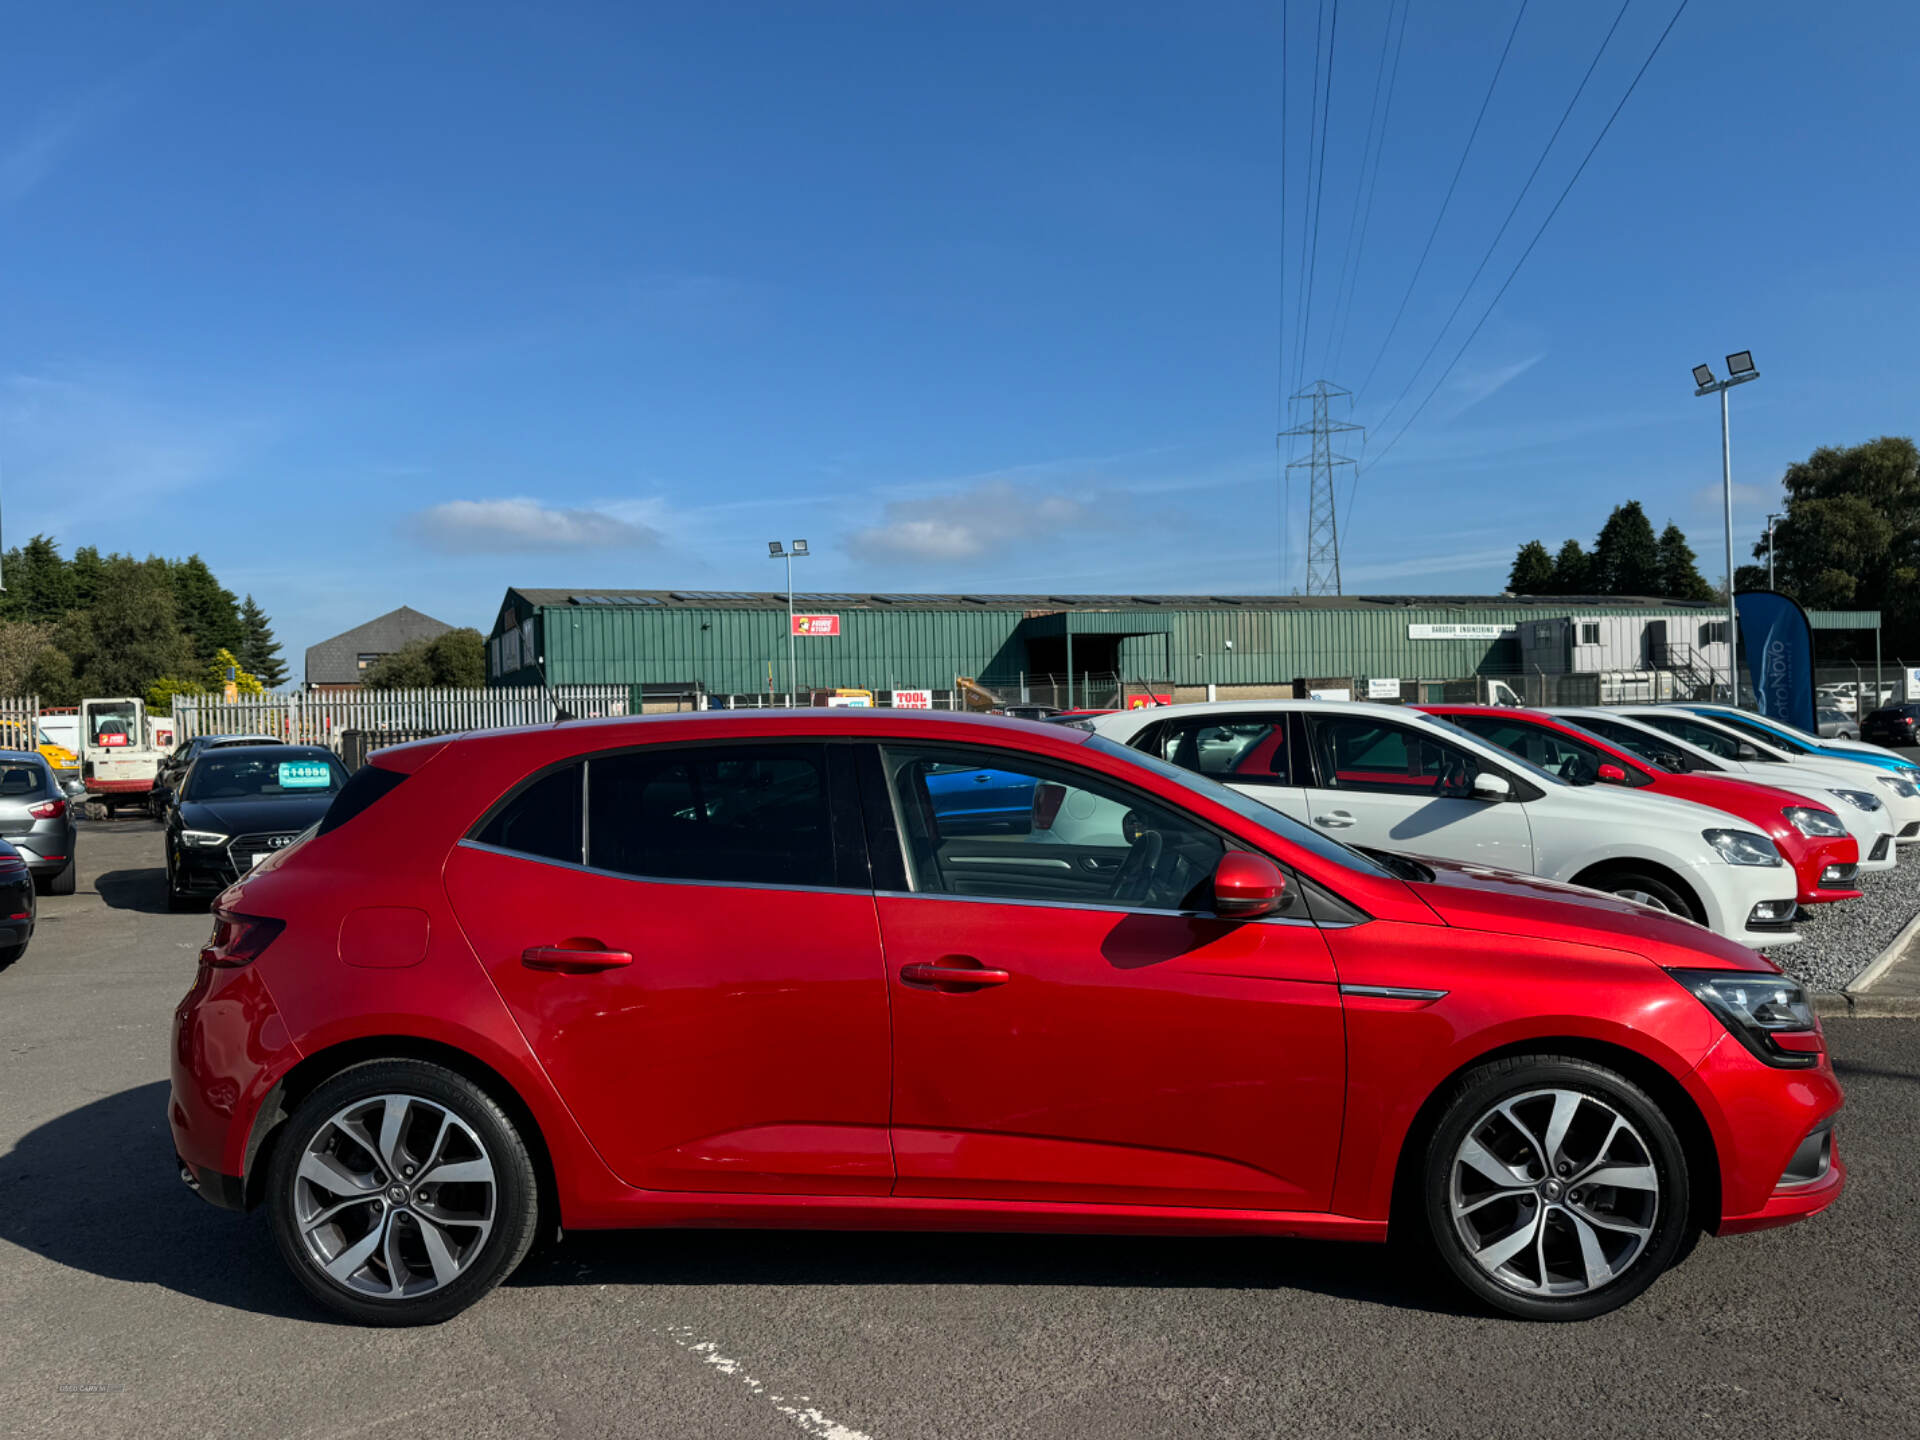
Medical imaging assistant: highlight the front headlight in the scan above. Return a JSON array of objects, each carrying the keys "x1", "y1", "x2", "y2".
[
  {"x1": 1667, "y1": 968, "x2": 1820, "y2": 1068},
  {"x1": 1703, "y1": 828, "x2": 1783, "y2": 866},
  {"x1": 1829, "y1": 788, "x2": 1883, "y2": 813},
  {"x1": 179, "y1": 829, "x2": 229, "y2": 847},
  {"x1": 1874, "y1": 774, "x2": 1917, "y2": 799},
  {"x1": 1782, "y1": 805, "x2": 1847, "y2": 838}
]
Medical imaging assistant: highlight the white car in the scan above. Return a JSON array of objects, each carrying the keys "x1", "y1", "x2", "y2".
[
  {"x1": 1086, "y1": 700, "x2": 1801, "y2": 948},
  {"x1": 1595, "y1": 705, "x2": 1920, "y2": 847},
  {"x1": 1555, "y1": 708, "x2": 1898, "y2": 873}
]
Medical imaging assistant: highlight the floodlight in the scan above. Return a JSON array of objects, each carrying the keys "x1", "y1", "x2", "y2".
[
  {"x1": 792, "y1": 539, "x2": 810, "y2": 556},
  {"x1": 1726, "y1": 351, "x2": 1756, "y2": 376},
  {"x1": 1692, "y1": 364, "x2": 1715, "y2": 388},
  {"x1": 767, "y1": 541, "x2": 784, "y2": 557}
]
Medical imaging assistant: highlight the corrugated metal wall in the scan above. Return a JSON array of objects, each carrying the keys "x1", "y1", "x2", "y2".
[{"x1": 500, "y1": 598, "x2": 1734, "y2": 694}]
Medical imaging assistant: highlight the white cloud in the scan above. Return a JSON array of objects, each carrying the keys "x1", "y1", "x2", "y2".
[
  {"x1": 410, "y1": 498, "x2": 663, "y2": 554},
  {"x1": 848, "y1": 480, "x2": 1093, "y2": 561}
]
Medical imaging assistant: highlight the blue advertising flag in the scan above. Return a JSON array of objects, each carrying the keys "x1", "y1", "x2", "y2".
[{"x1": 1734, "y1": 591, "x2": 1817, "y2": 733}]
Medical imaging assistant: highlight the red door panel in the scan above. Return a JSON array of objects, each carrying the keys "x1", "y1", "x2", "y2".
[
  {"x1": 445, "y1": 843, "x2": 893, "y2": 1194},
  {"x1": 879, "y1": 895, "x2": 1346, "y2": 1211}
]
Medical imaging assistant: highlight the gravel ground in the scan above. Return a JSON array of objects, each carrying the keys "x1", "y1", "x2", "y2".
[{"x1": 1768, "y1": 861, "x2": 1920, "y2": 991}]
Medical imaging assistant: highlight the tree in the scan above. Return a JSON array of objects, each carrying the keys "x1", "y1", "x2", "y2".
[
  {"x1": 27, "y1": 647, "x2": 77, "y2": 707},
  {"x1": 1507, "y1": 540, "x2": 1555, "y2": 594},
  {"x1": 238, "y1": 595, "x2": 289, "y2": 688},
  {"x1": 58, "y1": 557, "x2": 196, "y2": 698},
  {"x1": 0, "y1": 621, "x2": 57, "y2": 696},
  {"x1": 1589, "y1": 501, "x2": 1663, "y2": 596},
  {"x1": 1655, "y1": 523, "x2": 1716, "y2": 601},
  {"x1": 1550, "y1": 539, "x2": 1591, "y2": 594},
  {"x1": 362, "y1": 628, "x2": 486, "y2": 690},
  {"x1": 171, "y1": 554, "x2": 245, "y2": 664},
  {"x1": 0, "y1": 535, "x2": 76, "y2": 622},
  {"x1": 68, "y1": 546, "x2": 108, "y2": 609}
]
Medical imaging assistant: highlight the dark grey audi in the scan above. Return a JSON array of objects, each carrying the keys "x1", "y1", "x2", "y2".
[{"x1": 164, "y1": 744, "x2": 349, "y2": 909}]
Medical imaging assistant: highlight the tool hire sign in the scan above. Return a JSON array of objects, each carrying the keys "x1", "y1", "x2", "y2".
[{"x1": 791, "y1": 614, "x2": 841, "y2": 636}]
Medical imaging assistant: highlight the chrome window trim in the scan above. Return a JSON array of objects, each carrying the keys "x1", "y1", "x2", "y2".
[
  {"x1": 1339, "y1": 983, "x2": 1448, "y2": 1000},
  {"x1": 455, "y1": 838, "x2": 863, "y2": 899},
  {"x1": 871, "y1": 887, "x2": 1344, "y2": 928}
]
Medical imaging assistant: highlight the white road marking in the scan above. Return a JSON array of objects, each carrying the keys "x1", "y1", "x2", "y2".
[{"x1": 664, "y1": 1325, "x2": 874, "y2": 1440}]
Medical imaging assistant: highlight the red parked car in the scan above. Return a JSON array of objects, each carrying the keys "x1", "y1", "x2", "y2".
[
  {"x1": 171, "y1": 710, "x2": 1844, "y2": 1326},
  {"x1": 1421, "y1": 706, "x2": 1862, "y2": 907}
]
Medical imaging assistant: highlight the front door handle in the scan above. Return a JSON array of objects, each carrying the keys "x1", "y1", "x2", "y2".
[
  {"x1": 523, "y1": 944, "x2": 634, "y2": 974},
  {"x1": 900, "y1": 962, "x2": 1011, "y2": 989},
  {"x1": 1316, "y1": 811, "x2": 1355, "y2": 829}
]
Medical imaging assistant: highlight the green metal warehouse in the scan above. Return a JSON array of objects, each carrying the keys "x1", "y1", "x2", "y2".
[{"x1": 485, "y1": 588, "x2": 1757, "y2": 707}]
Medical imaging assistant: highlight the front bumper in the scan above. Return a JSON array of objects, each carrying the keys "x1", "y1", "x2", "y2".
[
  {"x1": 1689, "y1": 1030, "x2": 1847, "y2": 1232},
  {"x1": 1789, "y1": 833, "x2": 1862, "y2": 905},
  {"x1": 1692, "y1": 859, "x2": 1802, "y2": 948}
]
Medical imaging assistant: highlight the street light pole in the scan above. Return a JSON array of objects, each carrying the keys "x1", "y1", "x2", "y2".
[
  {"x1": 1693, "y1": 353, "x2": 1760, "y2": 702},
  {"x1": 768, "y1": 539, "x2": 810, "y2": 707},
  {"x1": 1765, "y1": 511, "x2": 1782, "y2": 590}
]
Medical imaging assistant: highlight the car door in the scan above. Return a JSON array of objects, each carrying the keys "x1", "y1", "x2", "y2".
[
  {"x1": 443, "y1": 740, "x2": 895, "y2": 1196},
  {"x1": 1300, "y1": 712, "x2": 1533, "y2": 870},
  {"x1": 863, "y1": 741, "x2": 1346, "y2": 1212}
]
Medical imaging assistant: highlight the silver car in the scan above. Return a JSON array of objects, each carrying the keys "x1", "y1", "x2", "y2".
[
  {"x1": 1817, "y1": 707, "x2": 1859, "y2": 739},
  {"x1": 0, "y1": 751, "x2": 78, "y2": 894}
]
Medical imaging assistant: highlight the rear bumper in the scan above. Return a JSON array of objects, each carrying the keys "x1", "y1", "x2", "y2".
[
  {"x1": 169, "y1": 961, "x2": 299, "y2": 1187},
  {"x1": 88, "y1": 778, "x2": 153, "y2": 795},
  {"x1": 175, "y1": 1155, "x2": 247, "y2": 1211}
]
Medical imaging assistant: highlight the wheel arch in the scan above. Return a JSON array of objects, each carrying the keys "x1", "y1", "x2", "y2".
[
  {"x1": 1387, "y1": 1034, "x2": 1721, "y2": 1239},
  {"x1": 241, "y1": 1034, "x2": 560, "y2": 1239},
  {"x1": 1567, "y1": 857, "x2": 1707, "y2": 925}
]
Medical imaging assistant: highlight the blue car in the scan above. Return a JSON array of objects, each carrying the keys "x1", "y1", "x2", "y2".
[
  {"x1": 1681, "y1": 704, "x2": 1920, "y2": 778},
  {"x1": 923, "y1": 762, "x2": 1037, "y2": 835}
]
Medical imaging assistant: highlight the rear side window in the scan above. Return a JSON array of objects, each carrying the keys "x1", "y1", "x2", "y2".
[
  {"x1": 587, "y1": 744, "x2": 831, "y2": 887},
  {"x1": 475, "y1": 764, "x2": 583, "y2": 864},
  {"x1": 318, "y1": 765, "x2": 411, "y2": 836},
  {"x1": 1152, "y1": 716, "x2": 1293, "y2": 785}
]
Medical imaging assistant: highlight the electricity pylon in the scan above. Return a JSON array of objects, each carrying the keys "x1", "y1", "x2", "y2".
[{"x1": 1278, "y1": 381, "x2": 1364, "y2": 595}]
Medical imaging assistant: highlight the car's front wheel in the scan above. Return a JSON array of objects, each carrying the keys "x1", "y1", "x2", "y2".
[
  {"x1": 266, "y1": 1059, "x2": 540, "y2": 1326},
  {"x1": 1422, "y1": 1055, "x2": 1691, "y2": 1321}
]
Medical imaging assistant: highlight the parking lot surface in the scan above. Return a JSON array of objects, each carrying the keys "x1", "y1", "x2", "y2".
[{"x1": 2, "y1": 822, "x2": 1915, "y2": 1440}]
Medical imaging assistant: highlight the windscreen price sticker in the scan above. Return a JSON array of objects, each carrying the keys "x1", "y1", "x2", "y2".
[
  {"x1": 892, "y1": 689, "x2": 933, "y2": 709},
  {"x1": 791, "y1": 613, "x2": 840, "y2": 636},
  {"x1": 279, "y1": 760, "x2": 333, "y2": 789}
]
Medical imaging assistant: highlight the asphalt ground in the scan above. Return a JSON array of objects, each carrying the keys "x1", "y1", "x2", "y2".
[{"x1": 1, "y1": 821, "x2": 1915, "y2": 1440}]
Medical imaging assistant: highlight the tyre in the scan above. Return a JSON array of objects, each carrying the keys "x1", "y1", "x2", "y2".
[
  {"x1": 41, "y1": 862, "x2": 76, "y2": 897},
  {"x1": 0, "y1": 942, "x2": 24, "y2": 967},
  {"x1": 266, "y1": 1059, "x2": 539, "y2": 1326},
  {"x1": 1592, "y1": 870, "x2": 1697, "y2": 922},
  {"x1": 1421, "y1": 1055, "x2": 1691, "y2": 1321},
  {"x1": 164, "y1": 854, "x2": 193, "y2": 911}
]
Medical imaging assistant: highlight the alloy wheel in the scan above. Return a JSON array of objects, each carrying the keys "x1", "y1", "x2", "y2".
[
  {"x1": 1613, "y1": 888, "x2": 1671, "y2": 912},
  {"x1": 1447, "y1": 1087, "x2": 1660, "y2": 1296},
  {"x1": 291, "y1": 1094, "x2": 498, "y2": 1299}
]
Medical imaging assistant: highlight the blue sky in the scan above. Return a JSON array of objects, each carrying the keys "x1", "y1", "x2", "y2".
[{"x1": 3, "y1": 1, "x2": 1915, "y2": 670}]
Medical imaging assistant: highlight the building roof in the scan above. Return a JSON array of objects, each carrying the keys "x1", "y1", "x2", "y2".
[
  {"x1": 305, "y1": 606, "x2": 456, "y2": 686},
  {"x1": 507, "y1": 587, "x2": 1723, "y2": 614}
]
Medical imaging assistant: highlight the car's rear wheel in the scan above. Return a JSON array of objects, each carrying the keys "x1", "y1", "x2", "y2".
[
  {"x1": 1422, "y1": 1055, "x2": 1691, "y2": 1321},
  {"x1": 266, "y1": 1059, "x2": 540, "y2": 1326},
  {"x1": 0, "y1": 942, "x2": 24, "y2": 967},
  {"x1": 41, "y1": 861, "x2": 76, "y2": 897}
]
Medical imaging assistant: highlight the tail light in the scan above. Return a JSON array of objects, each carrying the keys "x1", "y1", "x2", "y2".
[
  {"x1": 1031, "y1": 781, "x2": 1068, "y2": 831},
  {"x1": 0, "y1": 855, "x2": 27, "y2": 882},
  {"x1": 200, "y1": 911, "x2": 286, "y2": 968},
  {"x1": 28, "y1": 798, "x2": 66, "y2": 820}
]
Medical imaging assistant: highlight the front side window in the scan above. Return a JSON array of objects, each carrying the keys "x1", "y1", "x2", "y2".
[
  {"x1": 1306, "y1": 716, "x2": 1483, "y2": 798},
  {"x1": 588, "y1": 744, "x2": 831, "y2": 887},
  {"x1": 1641, "y1": 713, "x2": 1774, "y2": 763},
  {"x1": 881, "y1": 743, "x2": 1230, "y2": 912},
  {"x1": 1149, "y1": 715, "x2": 1293, "y2": 785}
]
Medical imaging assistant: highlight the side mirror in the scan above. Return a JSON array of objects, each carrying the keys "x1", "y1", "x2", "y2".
[
  {"x1": 1472, "y1": 772, "x2": 1513, "y2": 802},
  {"x1": 1596, "y1": 763, "x2": 1628, "y2": 785},
  {"x1": 1213, "y1": 851, "x2": 1286, "y2": 919},
  {"x1": 62, "y1": 780, "x2": 86, "y2": 800}
]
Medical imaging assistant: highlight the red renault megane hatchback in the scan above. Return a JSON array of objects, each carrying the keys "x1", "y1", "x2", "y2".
[{"x1": 170, "y1": 711, "x2": 1843, "y2": 1325}]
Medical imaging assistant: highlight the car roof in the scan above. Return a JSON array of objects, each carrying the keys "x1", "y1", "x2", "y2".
[
  {"x1": 0, "y1": 750, "x2": 47, "y2": 765},
  {"x1": 192, "y1": 743, "x2": 333, "y2": 758}
]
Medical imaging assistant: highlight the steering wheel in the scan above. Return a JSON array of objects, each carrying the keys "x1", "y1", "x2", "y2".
[{"x1": 1110, "y1": 829, "x2": 1164, "y2": 905}]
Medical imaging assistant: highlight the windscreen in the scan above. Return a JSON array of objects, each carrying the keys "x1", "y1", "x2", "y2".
[{"x1": 185, "y1": 753, "x2": 348, "y2": 801}]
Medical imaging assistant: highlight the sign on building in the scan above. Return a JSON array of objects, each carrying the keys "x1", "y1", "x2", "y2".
[
  {"x1": 1308, "y1": 687, "x2": 1353, "y2": 702},
  {"x1": 1407, "y1": 623, "x2": 1516, "y2": 641},
  {"x1": 791, "y1": 613, "x2": 841, "y2": 636},
  {"x1": 1366, "y1": 677, "x2": 1402, "y2": 700},
  {"x1": 1126, "y1": 693, "x2": 1171, "y2": 709},
  {"x1": 891, "y1": 688, "x2": 933, "y2": 709}
]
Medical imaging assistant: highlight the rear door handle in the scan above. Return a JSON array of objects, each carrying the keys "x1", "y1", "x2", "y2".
[
  {"x1": 1316, "y1": 811, "x2": 1355, "y2": 829},
  {"x1": 522, "y1": 944, "x2": 634, "y2": 973},
  {"x1": 900, "y1": 963, "x2": 1011, "y2": 989}
]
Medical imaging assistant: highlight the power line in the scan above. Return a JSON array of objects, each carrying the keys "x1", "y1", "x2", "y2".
[
  {"x1": 1367, "y1": 0, "x2": 1633, "y2": 443},
  {"x1": 1357, "y1": 0, "x2": 1693, "y2": 483},
  {"x1": 1276, "y1": 0, "x2": 1290, "y2": 593},
  {"x1": 1321, "y1": 0, "x2": 1406, "y2": 380},
  {"x1": 1287, "y1": 0, "x2": 1327, "y2": 393},
  {"x1": 1352, "y1": 0, "x2": 1531, "y2": 403},
  {"x1": 1292, "y1": 0, "x2": 1341, "y2": 386}
]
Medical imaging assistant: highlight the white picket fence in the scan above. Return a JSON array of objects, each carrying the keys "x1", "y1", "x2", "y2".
[
  {"x1": 0, "y1": 696, "x2": 40, "y2": 748},
  {"x1": 170, "y1": 685, "x2": 634, "y2": 751}
]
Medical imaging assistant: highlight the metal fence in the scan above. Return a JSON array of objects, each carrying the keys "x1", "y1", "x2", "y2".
[
  {"x1": 171, "y1": 686, "x2": 635, "y2": 751},
  {"x1": 0, "y1": 696, "x2": 41, "y2": 750}
]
